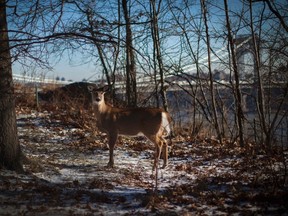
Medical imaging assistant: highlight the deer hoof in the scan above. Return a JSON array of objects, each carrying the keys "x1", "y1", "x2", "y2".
[
  {"x1": 161, "y1": 164, "x2": 167, "y2": 169},
  {"x1": 107, "y1": 161, "x2": 114, "y2": 168}
]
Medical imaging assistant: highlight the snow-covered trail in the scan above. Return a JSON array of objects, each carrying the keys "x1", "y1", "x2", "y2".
[{"x1": 0, "y1": 110, "x2": 287, "y2": 215}]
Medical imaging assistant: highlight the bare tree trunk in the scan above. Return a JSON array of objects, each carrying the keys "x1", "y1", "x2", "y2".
[
  {"x1": 168, "y1": 1, "x2": 205, "y2": 137},
  {"x1": 97, "y1": 44, "x2": 112, "y2": 84},
  {"x1": 249, "y1": 0, "x2": 268, "y2": 146},
  {"x1": 122, "y1": 0, "x2": 137, "y2": 107},
  {"x1": 0, "y1": 0, "x2": 23, "y2": 172},
  {"x1": 85, "y1": 8, "x2": 115, "y2": 95},
  {"x1": 223, "y1": 0, "x2": 245, "y2": 147},
  {"x1": 201, "y1": 0, "x2": 222, "y2": 142},
  {"x1": 110, "y1": 0, "x2": 122, "y2": 97},
  {"x1": 150, "y1": 0, "x2": 168, "y2": 112},
  {"x1": 151, "y1": 23, "x2": 160, "y2": 108}
]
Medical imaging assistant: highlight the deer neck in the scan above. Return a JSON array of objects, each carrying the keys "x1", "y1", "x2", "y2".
[{"x1": 94, "y1": 100, "x2": 111, "y2": 116}]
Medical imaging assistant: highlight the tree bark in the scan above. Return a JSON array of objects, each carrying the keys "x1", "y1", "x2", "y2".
[
  {"x1": 201, "y1": 0, "x2": 222, "y2": 142},
  {"x1": 223, "y1": 0, "x2": 245, "y2": 147},
  {"x1": 0, "y1": 0, "x2": 24, "y2": 172},
  {"x1": 122, "y1": 0, "x2": 137, "y2": 107},
  {"x1": 150, "y1": 0, "x2": 169, "y2": 112}
]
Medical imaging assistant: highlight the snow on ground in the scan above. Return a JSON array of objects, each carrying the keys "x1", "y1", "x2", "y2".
[{"x1": 0, "y1": 109, "x2": 288, "y2": 215}]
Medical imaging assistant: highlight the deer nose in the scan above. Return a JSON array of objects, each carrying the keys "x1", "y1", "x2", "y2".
[{"x1": 95, "y1": 98, "x2": 101, "y2": 102}]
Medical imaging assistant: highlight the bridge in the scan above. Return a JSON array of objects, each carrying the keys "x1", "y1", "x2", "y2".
[{"x1": 13, "y1": 73, "x2": 72, "y2": 85}]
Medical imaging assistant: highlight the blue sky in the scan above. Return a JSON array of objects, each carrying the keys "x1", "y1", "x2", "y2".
[{"x1": 11, "y1": 0, "x2": 284, "y2": 82}]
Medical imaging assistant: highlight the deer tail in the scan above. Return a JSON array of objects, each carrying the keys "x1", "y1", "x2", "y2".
[{"x1": 161, "y1": 112, "x2": 171, "y2": 137}]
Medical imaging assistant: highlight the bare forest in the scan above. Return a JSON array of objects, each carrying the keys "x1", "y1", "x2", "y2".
[{"x1": 0, "y1": 0, "x2": 287, "y2": 215}]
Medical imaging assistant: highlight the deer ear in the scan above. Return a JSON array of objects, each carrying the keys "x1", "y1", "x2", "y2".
[
  {"x1": 102, "y1": 85, "x2": 110, "y2": 92},
  {"x1": 87, "y1": 86, "x2": 94, "y2": 92}
]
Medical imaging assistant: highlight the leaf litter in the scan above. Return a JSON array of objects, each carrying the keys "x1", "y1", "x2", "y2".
[{"x1": 0, "y1": 108, "x2": 288, "y2": 215}]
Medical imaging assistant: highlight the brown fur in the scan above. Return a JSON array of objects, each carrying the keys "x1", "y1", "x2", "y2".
[{"x1": 89, "y1": 87, "x2": 171, "y2": 169}]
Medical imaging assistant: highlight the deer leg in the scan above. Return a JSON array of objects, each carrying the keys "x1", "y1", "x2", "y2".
[
  {"x1": 148, "y1": 135, "x2": 163, "y2": 171},
  {"x1": 161, "y1": 137, "x2": 168, "y2": 169},
  {"x1": 156, "y1": 138, "x2": 164, "y2": 170},
  {"x1": 107, "y1": 132, "x2": 118, "y2": 168}
]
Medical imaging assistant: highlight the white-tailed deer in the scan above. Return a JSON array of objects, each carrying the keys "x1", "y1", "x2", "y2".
[{"x1": 88, "y1": 86, "x2": 171, "y2": 170}]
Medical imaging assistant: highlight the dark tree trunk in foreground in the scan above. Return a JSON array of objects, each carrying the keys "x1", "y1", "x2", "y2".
[{"x1": 0, "y1": 0, "x2": 23, "y2": 172}]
